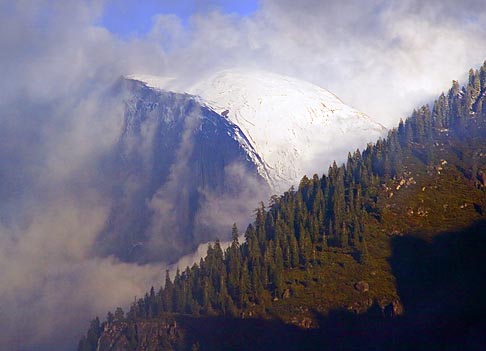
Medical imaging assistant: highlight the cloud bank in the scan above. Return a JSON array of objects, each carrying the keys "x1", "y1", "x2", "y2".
[
  {"x1": 0, "y1": 2, "x2": 165, "y2": 350},
  {"x1": 145, "y1": 0, "x2": 486, "y2": 127},
  {"x1": 1, "y1": 0, "x2": 486, "y2": 350}
]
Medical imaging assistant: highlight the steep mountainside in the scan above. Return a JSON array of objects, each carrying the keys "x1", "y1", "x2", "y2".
[
  {"x1": 80, "y1": 63, "x2": 486, "y2": 351},
  {"x1": 129, "y1": 69, "x2": 386, "y2": 192},
  {"x1": 96, "y1": 79, "x2": 269, "y2": 263}
]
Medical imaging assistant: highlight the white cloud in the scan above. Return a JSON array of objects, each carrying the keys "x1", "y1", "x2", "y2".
[
  {"x1": 146, "y1": 0, "x2": 486, "y2": 126},
  {"x1": 1, "y1": 0, "x2": 486, "y2": 350}
]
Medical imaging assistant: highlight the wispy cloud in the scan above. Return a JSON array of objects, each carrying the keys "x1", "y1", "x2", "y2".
[{"x1": 0, "y1": 1, "x2": 485, "y2": 350}]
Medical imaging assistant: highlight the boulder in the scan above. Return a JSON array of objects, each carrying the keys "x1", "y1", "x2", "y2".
[
  {"x1": 282, "y1": 288, "x2": 291, "y2": 299},
  {"x1": 354, "y1": 281, "x2": 369, "y2": 293},
  {"x1": 480, "y1": 171, "x2": 486, "y2": 186},
  {"x1": 384, "y1": 299, "x2": 403, "y2": 317}
]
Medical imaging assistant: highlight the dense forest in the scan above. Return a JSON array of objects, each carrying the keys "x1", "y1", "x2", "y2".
[{"x1": 79, "y1": 62, "x2": 486, "y2": 351}]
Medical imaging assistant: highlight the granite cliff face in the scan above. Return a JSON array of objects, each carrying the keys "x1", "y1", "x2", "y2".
[{"x1": 96, "y1": 79, "x2": 269, "y2": 263}]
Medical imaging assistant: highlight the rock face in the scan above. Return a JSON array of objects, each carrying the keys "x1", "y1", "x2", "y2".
[
  {"x1": 384, "y1": 299, "x2": 403, "y2": 317},
  {"x1": 282, "y1": 288, "x2": 291, "y2": 299},
  {"x1": 476, "y1": 169, "x2": 486, "y2": 187},
  {"x1": 354, "y1": 281, "x2": 370, "y2": 293},
  {"x1": 96, "y1": 79, "x2": 269, "y2": 263},
  {"x1": 97, "y1": 319, "x2": 181, "y2": 351}
]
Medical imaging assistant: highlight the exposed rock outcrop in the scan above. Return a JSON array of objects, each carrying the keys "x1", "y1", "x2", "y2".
[
  {"x1": 354, "y1": 281, "x2": 370, "y2": 293},
  {"x1": 97, "y1": 319, "x2": 182, "y2": 351}
]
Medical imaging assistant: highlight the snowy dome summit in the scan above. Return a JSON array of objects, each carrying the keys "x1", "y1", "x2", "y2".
[{"x1": 127, "y1": 69, "x2": 386, "y2": 193}]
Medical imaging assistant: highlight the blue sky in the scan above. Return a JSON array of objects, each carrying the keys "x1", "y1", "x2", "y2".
[{"x1": 101, "y1": 0, "x2": 259, "y2": 37}]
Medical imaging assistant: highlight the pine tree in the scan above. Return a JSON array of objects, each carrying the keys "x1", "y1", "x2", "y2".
[
  {"x1": 467, "y1": 69, "x2": 481, "y2": 111},
  {"x1": 273, "y1": 242, "x2": 285, "y2": 296},
  {"x1": 289, "y1": 230, "x2": 299, "y2": 268},
  {"x1": 358, "y1": 236, "x2": 371, "y2": 265},
  {"x1": 239, "y1": 258, "x2": 251, "y2": 307},
  {"x1": 227, "y1": 224, "x2": 242, "y2": 300},
  {"x1": 163, "y1": 270, "x2": 174, "y2": 312},
  {"x1": 432, "y1": 93, "x2": 447, "y2": 129},
  {"x1": 480, "y1": 61, "x2": 486, "y2": 90},
  {"x1": 298, "y1": 225, "x2": 312, "y2": 267}
]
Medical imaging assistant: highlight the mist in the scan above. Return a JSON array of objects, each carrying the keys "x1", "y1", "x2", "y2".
[{"x1": 1, "y1": 0, "x2": 486, "y2": 350}]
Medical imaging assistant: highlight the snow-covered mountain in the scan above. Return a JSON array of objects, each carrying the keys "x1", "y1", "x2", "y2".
[
  {"x1": 128, "y1": 69, "x2": 386, "y2": 193},
  {"x1": 105, "y1": 70, "x2": 386, "y2": 263}
]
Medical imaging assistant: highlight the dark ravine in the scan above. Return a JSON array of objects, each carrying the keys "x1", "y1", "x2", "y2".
[{"x1": 80, "y1": 63, "x2": 486, "y2": 350}]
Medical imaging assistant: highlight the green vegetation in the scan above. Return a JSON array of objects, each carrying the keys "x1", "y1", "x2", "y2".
[{"x1": 79, "y1": 61, "x2": 486, "y2": 351}]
